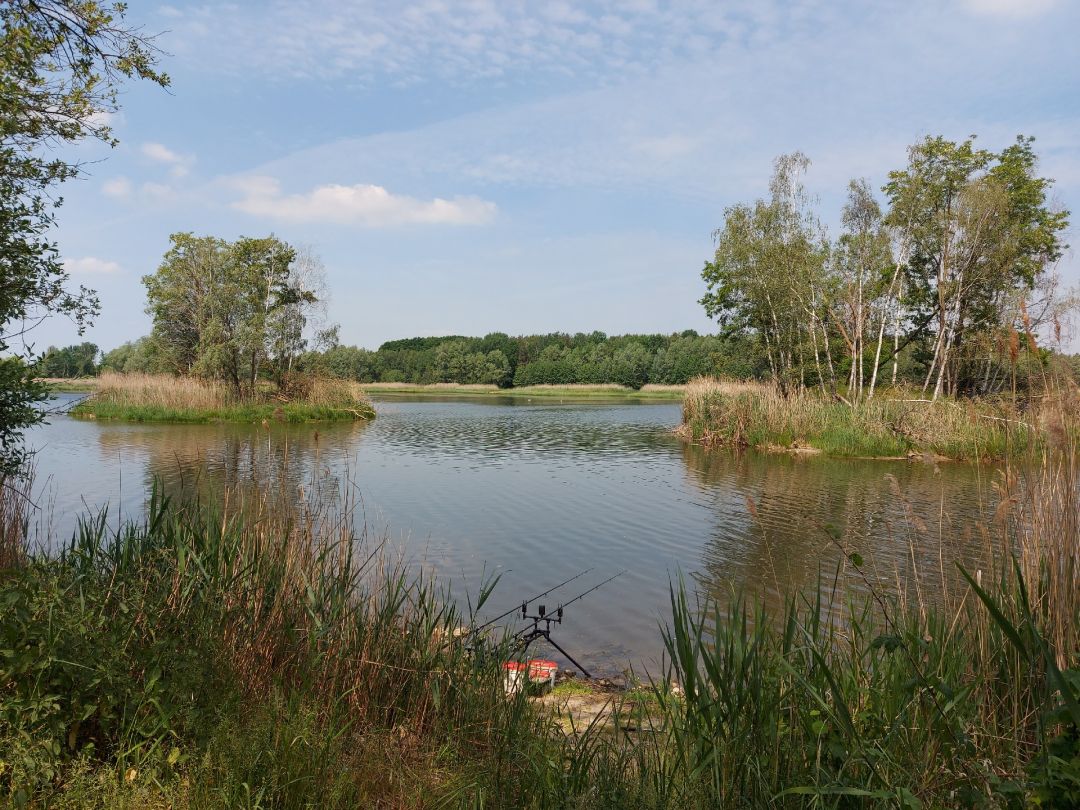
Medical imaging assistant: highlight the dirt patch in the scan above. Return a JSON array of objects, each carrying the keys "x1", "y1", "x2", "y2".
[{"x1": 533, "y1": 675, "x2": 669, "y2": 737}]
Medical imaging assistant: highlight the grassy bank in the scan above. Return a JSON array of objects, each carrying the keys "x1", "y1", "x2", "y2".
[
  {"x1": 39, "y1": 377, "x2": 100, "y2": 393},
  {"x1": 363, "y1": 382, "x2": 687, "y2": 400},
  {"x1": 70, "y1": 372, "x2": 375, "y2": 424},
  {"x1": 1, "y1": 434, "x2": 1077, "y2": 807},
  {"x1": 678, "y1": 377, "x2": 1076, "y2": 460}
]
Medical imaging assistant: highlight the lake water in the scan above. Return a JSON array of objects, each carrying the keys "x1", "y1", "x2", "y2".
[{"x1": 28, "y1": 393, "x2": 999, "y2": 676}]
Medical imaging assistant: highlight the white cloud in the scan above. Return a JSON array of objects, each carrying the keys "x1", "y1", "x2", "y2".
[
  {"x1": 161, "y1": 0, "x2": 832, "y2": 83},
  {"x1": 63, "y1": 257, "x2": 122, "y2": 275},
  {"x1": 102, "y1": 177, "x2": 132, "y2": 198},
  {"x1": 632, "y1": 134, "x2": 702, "y2": 162},
  {"x1": 140, "y1": 182, "x2": 174, "y2": 200},
  {"x1": 962, "y1": 0, "x2": 1057, "y2": 16},
  {"x1": 141, "y1": 142, "x2": 195, "y2": 177},
  {"x1": 231, "y1": 177, "x2": 497, "y2": 226},
  {"x1": 142, "y1": 142, "x2": 181, "y2": 163}
]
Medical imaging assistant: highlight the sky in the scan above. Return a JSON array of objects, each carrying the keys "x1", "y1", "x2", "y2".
[{"x1": 39, "y1": 0, "x2": 1080, "y2": 354}]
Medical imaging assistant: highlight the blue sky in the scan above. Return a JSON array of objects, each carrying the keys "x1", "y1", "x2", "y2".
[{"x1": 42, "y1": 0, "x2": 1080, "y2": 354}]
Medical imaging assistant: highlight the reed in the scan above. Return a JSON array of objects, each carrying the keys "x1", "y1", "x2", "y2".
[
  {"x1": 677, "y1": 376, "x2": 1058, "y2": 459},
  {"x1": 72, "y1": 372, "x2": 374, "y2": 423}
]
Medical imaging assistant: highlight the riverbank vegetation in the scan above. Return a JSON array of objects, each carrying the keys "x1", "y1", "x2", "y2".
[
  {"x1": 71, "y1": 372, "x2": 374, "y2": 423},
  {"x1": 680, "y1": 135, "x2": 1079, "y2": 460},
  {"x1": 91, "y1": 330, "x2": 766, "y2": 391},
  {"x1": 2, "y1": 429, "x2": 1077, "y2": 807},
  {"x1": 678, "y1": 376, "x2": 1077, "y2": 460}
]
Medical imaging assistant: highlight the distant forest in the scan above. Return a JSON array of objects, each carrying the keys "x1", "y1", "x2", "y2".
[{"x1": 40, "y1": 331, "x2": 1080, "y2": 391}]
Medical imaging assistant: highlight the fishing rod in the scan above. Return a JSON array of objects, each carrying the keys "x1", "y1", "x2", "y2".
[
  {"x1": 509, "y1": 570, "x2": 627, "y2": 678},
  {"x1": 467, "y1": 567, "x2": 595, "y2": 637},
  {"x1": 511, "y1": 565, "x2": 626, "y2": 630}
]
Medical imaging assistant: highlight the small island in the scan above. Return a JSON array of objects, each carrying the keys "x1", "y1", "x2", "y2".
[{"x1": 70, "y1": 372, "x2": 375, "y2": 424}]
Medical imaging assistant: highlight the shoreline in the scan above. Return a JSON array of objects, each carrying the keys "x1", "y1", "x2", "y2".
[
  {"x1": 363, "y1": 382, "x2": 686, "y2": 400},
  {"x1": 61, "y1": 373, "x2": 376, "y2": 424},
  {"x1": 69, "y1": 401, "x2": 374, "y2": 424},
  {"x1": 675, "y1": 378, "x2": 1057, "y2": 462},
  {"x1": 43, "y1": 378, "x2": 686, "y2": 401}
]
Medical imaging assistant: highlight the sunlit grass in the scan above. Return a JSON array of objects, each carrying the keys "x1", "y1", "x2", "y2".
[
  {"x1": 677, "y1": 376, "x2": 1068, "y2": 460},
  {"x1": 71, "y1": 372, "x2": 375, "y2": 423}
]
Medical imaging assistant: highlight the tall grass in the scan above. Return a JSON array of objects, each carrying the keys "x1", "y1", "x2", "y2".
[
  {"x1": 72, "y1": 372, "x2": 374, "y2": 423},
  {"x1": 661, "y1": 396, "x2": 1080, "y2": 806},
  {"x1": 678, "y1": 376, "x2": 1057, "y2": 459}
]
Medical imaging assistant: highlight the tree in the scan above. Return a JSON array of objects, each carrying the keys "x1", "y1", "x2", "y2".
[
  {"x1": 0, "y1": 1, "x2": 167, "y2": 472},
  {"x1": 143, "y1": 234, "x2": 324, "y2": 398},
  {"x1": 884, "y1": 135, "x2": 1068, "y2": 398},
  {"x1": 100, "y1": 337, "x2": 166, "y2": 374},
  {"x1": 831, "y1": 179, "x2": 894, "y2": 402},
  {"x1": 701, "y1": 153, "x2": 828, "y2": 392},
  {"x1": 36, "y1": 343, "x2": 99, "y2": 378}
]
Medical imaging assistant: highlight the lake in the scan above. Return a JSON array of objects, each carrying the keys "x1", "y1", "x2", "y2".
[{"x1": 28, "y1": 393, "x2": 999, "y2": 676}]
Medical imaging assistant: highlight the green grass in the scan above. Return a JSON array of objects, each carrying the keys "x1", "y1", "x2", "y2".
[
  {"x1": 70, "y1": 400, "x2": 374, "y2": 424},
  {"x1": 67, "y1": 372, "x2": 376, "y2": 424},
  {"x1": 41, "y1": 377, "x2": 100, "y2": 393},
  {"x1": 678, "y1": 378, "x2": 1055, "y2": 461}
]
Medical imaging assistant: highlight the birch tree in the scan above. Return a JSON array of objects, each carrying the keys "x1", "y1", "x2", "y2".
[
  {"x1": 701, "y1": 153, "x2": 827, "y2": 392},
  {"x1": 884, "y1": 135, "x2": 1068, "y2": 399},
  {"x1": 832, "y1": 180, "x2": 893, "y2": 403}
]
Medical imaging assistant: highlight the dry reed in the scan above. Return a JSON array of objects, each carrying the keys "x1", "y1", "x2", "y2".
[
  {"x1": 678, "y1": 375, "x2": 1041, "y2": 459},
  {"x1": 92, "y1": 371, "x2": 234, "y2": 410}
]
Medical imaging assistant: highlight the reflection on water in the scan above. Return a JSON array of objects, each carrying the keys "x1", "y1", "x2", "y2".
[
  {"x1": 29, "y1": 393, "x2": 999, "y2": 675},
  {"x1": 681, "y1": 444, "x2": 998, "y2": 609}
]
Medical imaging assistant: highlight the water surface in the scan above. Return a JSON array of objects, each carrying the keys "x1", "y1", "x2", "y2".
[{"x1": 29, "y1": 393, "x2": 998, "y2": 675}]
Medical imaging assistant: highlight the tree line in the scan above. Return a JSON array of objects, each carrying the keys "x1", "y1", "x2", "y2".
[
  {"x1": 702, "y1": 136, "x2": 1072, "y2": 402},
  {"x1": 49, "y1": 331, "x2": 1076, "y2": 393},
  {"x1": 92, "y1": 330, "x2": 768, "y2": 389}
]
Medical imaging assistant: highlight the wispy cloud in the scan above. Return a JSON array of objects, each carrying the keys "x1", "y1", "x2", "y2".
[
  {"x1": 64, "y1": 257, "x2": 122, "y2": 275},
  {"x1": 230, "y1": 176, "x2": 497, "y2": 226},
  {"x1": 157, "y1": 0, "x2": 839, "y2": 84},
  {"x1": 141, "y1": 141, "x2": 195, "y2": 178},
  {"x1": 962, "y1": 0, "x2": 1058, "y2": 17},
  {"x1": 101, "y1": 177, "x2": 132, "y2": 198}
]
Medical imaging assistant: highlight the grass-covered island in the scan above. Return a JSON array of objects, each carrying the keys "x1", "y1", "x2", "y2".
[
  {"x1": 677, "y1": 377, "x2": 1076, "y2": 461},
  {"x1": 70, "y1": 373, "x2": 375, "y2": 424},
  {"x1": 1, "y1": 431, "x2": 1077, "y2": 807}
]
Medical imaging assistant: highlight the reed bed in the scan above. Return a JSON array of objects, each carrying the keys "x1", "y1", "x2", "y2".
[
  {"x1": 73, "y1": 372, "x2": 374, "y2": 423},
  {"x1": 677, "y1": 376, "x2": 1054, "y2": 459}
]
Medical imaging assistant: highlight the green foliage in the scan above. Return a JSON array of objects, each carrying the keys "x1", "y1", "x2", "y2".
[
  {"x1": 0, "y1": 500, "x2": 230, "y2": 802},
  {"x1": 35, "y1": 343, "x2": 99, "y2": 378},
  {"x1": 261, "y1": 330, "x2": 764, "y2": 388},
  {"x1": 71, "y1": 400, "x2": 372, "y2": 424},
  {"x1": 100, "y1": 338, "x2": 169, "y2": 375},
  {"x1": 0, "y1": 1, "x2": 166, "y2": 474},
  {"x1": 701, "y1": 136, "x2": 1070, "y2": 401},
  {"x1": 143, "y1": 234, "x2": 326, "y2": 397}
]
